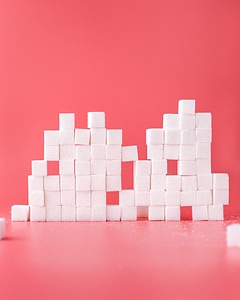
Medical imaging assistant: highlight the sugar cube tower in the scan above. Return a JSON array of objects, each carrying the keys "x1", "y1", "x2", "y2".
[{"x1": 11, "y1": 100, "x2": 229, "y2": 222}]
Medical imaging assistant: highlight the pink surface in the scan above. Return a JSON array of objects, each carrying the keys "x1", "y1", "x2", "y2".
[{"x1": 1, "y1": 218, "x2": 240, "y2": 300}]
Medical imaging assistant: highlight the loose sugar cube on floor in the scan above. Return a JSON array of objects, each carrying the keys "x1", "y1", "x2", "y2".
[
  {"x1": 148, "y1": 206, "x2": 164, "y2": 221},
  {"x1": 76, "y1": 146, "x2": 91, "y2": 161},
  {"x1": 92, "y1": 206, "x2": 106, "y2": 221},
  {"x1": 106, "y1": 145, "x2": 122, "y2": 160},
  {"x1": 196, "y1": 113, "x2": 212, "y2": 128},
  {"x1": 59, "y1": 113, "x2": 75, "y2": 130},
  {"x1": 197, "y1": 191, "x2": 212, "y2": 206},
  {"x1": 212, "y1": 173, "x2": 229, "y2": 190},
  {"x1": 180, "y1": 191, "x2": 197, "y2": 206},
  {"x1": 163, "y1": 114, "x2": 179, "y2": 129},
  {"x1": 122, "y1": 145, "x2": 138, "y2": 162},
  {"x1": 59, "y1": 160, "x2": 75, "y2": 175},
  {"x1": 146, "y1": 128, "x2": 164, "y2": 145},
  {"x1": 76, "y1": 207, "x2": 91, "y2": 221},
  {"x1": 32, "y1": 160, "x2": 47, "y2": 176},
  {"x1": 135, "y1": 191, "x2": 150, "y2": 206},
  {"x1": 213, "y1": 189, "x2": 229, "y2": 205},
  {"x1": 61, "y1": 206, "x2": 76, "y2": 221},
  {"x1": 45, "y1": 191, "x2": 61, "y2": 206},
  {"x1": 226, "y1": 224, "x2": 240, "y2": 247},
  {"x1": 75, "y1": 129, "x2": 90, "y2": 145},
  {"x1": 208, "y1": 205, "x2": 224, "y2": 221},
  {"x1": 147, "y1": 145, "x2": 164, "y2": 159},
  {"x1": 106, "y1": 175, "x2": 121, "y2": 191},
  {"x1": 134, "y1": 160, "x2": 151, "y2": 176},
  {"x1": 106, "y1": 205, "x2": 121, "y2": 221},
  {"x1": 30, "y1": 206, "x2": 46, "y2": 222},
  {"x1": 119, "y1": 190, "x2": 135, "y2": 206},
  {"x1": 166, "y1": 175, "x2": 181, "y2": 191},
  {"x1": 151, "y1": 159, "x2": 167, "y2": 175},
  {"x1": 29, "y1": 191, "x2": 45, "y2": 206},
  {"x1": 11, "y1": 205, "x2": 29, "y2": 221},
  {"x1": 163, "y1": 145, "x2": 179, "y2": 160},
  {"x1": 0, "y1": 218, "x2": 5, "y2": 240},
  {"x1": 179, "y1": 145, "x2": 196, "y2": 161},
  {"x1": 44, "y1": 130, "x2": 60, "y2": 146},
  {"x1": 192, "y1": 205, "x2": 208, "y2": 221},
  {"x1": 76, "y1": 191, "x2": 91, "y2": 207},
  {"x1": 165, "y1": 206, "x2": 180, "y2": 221},
  {"x1": 178, "y1": 100, "x2": 195, "y2": 115},
  {"x1": 150, "y1": 190, "x2": 165, "y2": 206},
  {"x1": 107, "y1": 130, "x2": 122, "y2": 145},
  {"x1": 88, "y1": 112, "x2": 105, "y2": 128},
  {"x1": 44, "y1": 175, "x2": 60, "y2": 191},
  {"x1": 60, "y1": 130, "x2": 75, "y2": 144},
  {"x1": 61, "y1": 191, "x2": 76, "y2": 206},
  {"x1": 46, "y1": 206, "x2": 61, "y2": 221},
  {"x1": 92, "y1": 191, "x2": 106, "y2": 207},
  {"x1": 91, "y1": 128, "x2": 106, "y2": 144},
  {"x1": 121, "y1": 206, "x2": 137, "y2": 221},
  {"x1": 60, "y1": 145, "x2": 76, "y2": 160}
]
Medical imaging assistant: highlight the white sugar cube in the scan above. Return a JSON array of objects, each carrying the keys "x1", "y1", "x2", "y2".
[
  {"x1": 192, "y1": 206, "x2": 208, "y2": 221},
  {"x1": 59, "y1": 113, "x2": 75, "y2": 130},
  {"x1": 76, "y1": 207, "x2": 91, "y2": 221},
  {"x1": 196, "y1": 143, "x2": 211, "y2": 159},
  {"x1": 44, "y1": 130, "x2": 60, "y2": 146},
  {"x1": 226, "y1": 224, "x2": 240, "y2": 247},
  {"x1": 0, "y1": 218, "x2": 5, "y2": 239},
  {"x1": 134, "y1": 160, "x2": 151, "y2": 176},
  {"x1": 61, "y1": 191, "x2": 75, "y2": 206},
  {"x1": 208, "y1": 205, "x2": 224, "y2": 220},
  {"x1": 75, "y1": 129, "x2": 90, "y2": 145},
  {"x1": 121, "y1": 206, "x2": 137, "y2": 221},
  {"x1": 92, "y1": 206, "x2": 106, "y2": 221},
  {"x1": 165, "y1": 191, "x2": 180, "y2": 206},
  {"x1": 44, "y1": 145, "x2": 59, "y2": 161},
  {"x1": 76, "y1": 175, "x2": 90, "y2": 191},
  {"x1": 181, "y1": 175, "x2": 197, "y2": 191},
  {"x1": 75, "y1": 160, "x2": 91, "y2": 175},
  {"x1": 135, "y1": 191, "x2": 150, "y2": 206},
  {"x1": 45, "y1": 191, "x2": 61, "y2": 206},
  {"x1": 213, "y1": 189, "x2": 229, "y2": 205},
  {"x1": 61, "y1": 206, "x2": 76, "y2": 221},
  {"x1": 180, "y1": 191, "x2": 197, "y2": 206},
  {"x1": 60, "y1": 145, "x2": 76, "y2": 160},
  {"x1": 166, "y1": 175, "x2": 181, "y2": 191},
  {"x1": 122, "y1": 146, "x2": 138, "y2": 162},
  {"x1": 146, "y1": 129, "x2": 164, "y2": 145},
  {"x1": 178, "y1": 100, "x2": 195, "y2": 115},
  {"x1": 59, "y1": 160, "x2": 75, "y2": 175},
  {"x1": 163, "y1": 114, "x2": 179, "y2": 129},
  {"x1": 163, "y1": 145, "x2": 179, "y2": 160},
  {"x1": 60, "y1": 175, "x2": 75, "y2": 190},
  {"x1": 134, "y1": 175, "x2": 150, "y2": 191},
  {"x1": 76, "y1": 191, "x2": 91, "y2": 207},
  {"x1": 28, "y1": 191, "x2": 45, "y2": 206},
  {"x1": 197, "y1": 174, "x2": 212, "y2": 190},
  {"x1": 147, "y1": 145, "x2": 164, "y2": 159},
  {"x1": 76, "y1": 146, "x2": 91, "y2": 161},
  {"x1": 11, "y1": 205, "x2": 30, "y2": 221},
  {"x1": 91, "y1": 175, "x2": 106, "y2": 191},
  {"x1": 196, "y1": 113, "x2": 211, "y2": 128},
  {"x1": 212, "y1": 173, "x2": 229, "y2": 190},
  {"x1": 32, "y1": 160, "x2": 47, "y2": 176},
  {"x1": 119, "y1": 190, "x2": 135, "y2": 206},
  {"x1": 90, "y1": 128, "x2": 106, "y2": 144},
  {"x1": 91, "y1": 144, "x2": 106, "y2": 160},
  {"x1": 150, "y1": 190, "x2": 165, "y2": 206},
  {"x1": 60, "y1": 130, "x2": 74, "y2": 144},
  {"x1": 148, "y1": 206, "x2": 165, "y2": 221},
  {"x1": 30, "y1": 206, "x2": 46, "y2": 222},
  {"x1": 106, "y1": 145, "x2": 122, "y2": 160},
  {"x1": 28, "y1": 176, "x2": 44, "y2": 192},
  {"x1": 151, "y1": 175, "x2": 166, "y2": 190},
  {"x1": 164, "y1": 129, "x2": 180, "y2": 145},
  {"x1": 196, "y1": 128, "x2": 212, "y2": 143},
  {"x1": 180, "y1": 130, "x2": 196, "y2": 145},
  {"x1": 165, "y1": 206, "x2": 180, "y2": 221},
  {"x1": 179, "y1": 114, "x2": 196, "y2": 130},
  {"x1": 196, "y1": 159, "x2": 211, "y2": 174},
  {"x1": 151, "y1": 159, "x2": 167, "y2": 175},
  {"x1": 106, "y1": 175, "x2": 121, "y2": 191},
  {"x1": 178, "y1": 161, "x2": 196, "y2": 175},
  {"x1": 46, "y1": 206, "x2": 61, "y2": 221},
  {"x1": 92, "y1": 191, "x2": 106, "y2": 207},
  {"x1": 106, "y1": 160, "x2": 121, "y2": 176},
  {"x1": 107, "y1": 130, "x2": 122, "y2": 145},
  {"x1": 44, "y1": 175, "x2": 59, "y2": 191},
  {"x1": 91, "y1": 160, "x2": 106, "y2": 175},
  {"x1": 106, "y1": 205, "x2": 121, "y2": 221},
  {"x1": 88, "y1": 112, "x2": 105, "y2": 128},
  {"x1": 197, "y1": 191, "x2": 212, "y2": 205},
  {"x1": 179, "y1": 145, "x2": 196, "y2": 161}
]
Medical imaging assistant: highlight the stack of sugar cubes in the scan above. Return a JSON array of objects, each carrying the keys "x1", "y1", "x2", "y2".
[{"x1": 11, "y1": 99, "x2": 229, "y2": 222}]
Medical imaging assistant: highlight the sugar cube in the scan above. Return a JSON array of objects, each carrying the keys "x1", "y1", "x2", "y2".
[
  {"x1": 60, "y1": 145, "x2": 76, "y2": 160},
  {"x1": 76, "y1": 175, "x2": 90, "y2": 191},
  {"x1": 179, "y1": 145, "x2": 196, "y2": 161},
  {"x1": 61, "y1": 191, "x2": 76, "y2": 206},
  {"x1": 147, "y1": 145, "x2": 164, "y2": 160},
  {"x1": 45, "y1": 191, "x2": 61, "y2": 206},
  {"x1": 60, "y1": 130, "x2": 74, "y2": 144},
  {"x1": 28, "y1": 176, "x2": 43, "y2": 192},
  {"x1": 196, "y1": 113, "x2": 212, "y2": 128},
  {"x1": 0, "y1": 218, "x2": 5, "y2": 239},
  {"x1": 32, "y1": 160, "x2": 47, "y2": 176},
  {"x1": 165, "y1": 191, "x2": 180, "y2": 206},
  {"x1": 134, "y1": 175, "x2": 150, "y2": 191},
  {"x1": 11, "y1": 205, "x2": 30, "y2": 221},
  {"x1": 181, "y1": 176, "x2": 197, "y2": 191},
  {"x1": 75, "y1": 129, "x2": 90, "y2": 145},
  {"x1": 90, "y1": 128, "x2": 106, "y2": 144},
  {"x1": 165, "y1": 206, "x2": 180, "y2": 221},
  {"x1": 134, "y1": 160, "x2": 151, "y2": 176},
  {"x1": 178, "y1": 161, "x2": 196, "y2": 175},
  {"x1": 135, "y1": 191, "x2": 150, "y2": 206},
  {"x1": 76, "y1": 191, "x2": 91, "y2": 207},
  {"x1": 180, "y1": 130, "x2": 196, "y2": 145},
  {"x1": 91, "y1": 175, "x2": 106, "y2": 191},
  {"x1": 61, "y1": 206, "x2": 76, "y2": 221},
  {"x1": 226, "y1": 224, "x2": 240, "y2": 247},
  {"x1": 106, "y1": 160, "x2": 121, "y2": 176},
  {"x1": 76, "y1": 146, "x2": 91, "y2": 161},
  {"x1": 121, "y1": 206, "x2": 137, "y2": 221},
  {"x1": 119, "y1": 190, "x2": 135, "y2": 206},
  {"x1": 44, "y1": 130, "x2": 60, "y2": 146},
  {"x1": 92, "y1": 191, "x2": 106, "y2": 207},
  {"x1": 106, "y1": 175, "x2": 121, "y2": 191},
  {"x1": 192, "y1": 206, "x2": 208, "y2": 221},
  {"x1": 150, "y1": 190, "x2": 165, "y2": 206},
  {"x1": 91, "y1": 144, "x2": 106, "y2": 160},
  {"x1": 88, "y1": 112, "x2": 105, "y2": 128},
  {"x1": 107, "y1": 130, "x2": 122, "y2": 145},
  {"x1": 213, "y1": 189, "x2": 229, "y2": 205},
  {"x1": 212, "y1": 173, "x2": 229, "y2": 190},
  {"x1": 163, "y1": 114, "x2": 179, "y2": 129},
  {"x1": 91, "y1": 206, "x2": 106, "y2": 221},
  {"x1": 121, "y1": 146, "x2": 138, "y2": 162},
  {"x1": 208, "y1": 205, "x2": 224, "y2": 221},
  {"x1": 44, "y1": 145, "x2": 59, "y2": 161},
  {"x1": 44, "y1": 175, "x2": 60, "y2": 191},
  {"x1": 59, "y1": 113, "x2": 75, "y2": 130},
  {"x1": 148, "y1": 206, "x2": 164, "y2": 221},
  {"x1": 196, "y1": 143, "x2": 211, "y2": 159},
  {"x1": 75, "y1": 160, "x2": 91, "y2": 175},
  {"x1": 180, "y1": 191, "x2": 197, "y2": 206},
  {"x1": 151, "y1": 175, "x2": 166, "y2": 190},
  {"x1": 46, "y1": 206, "x2": 61, "y2": 221},
  {"x1": 28, "y1": 191, "x2": 45, "y2": 206},
  {"x1": 164, "y1": 129, "x2": 180, "y2": 145},
  {"x1": 146, "y1": 129, "x2": 164, "y2": 145},
  {"x1": 59, "y1": 160, "x2": 75, "y2": 175},
  {"x1": 197, "y1": 191, "x2": 212, "y2": 205},
  {"x1": 178, "y1": 100, "x2": 195, "y2": 115},
  {"x1": 166, "y1": 175, "x2": 181, "y2": 191},
  {"x1": 151, "y1": 159, "x2": 167, "y2": 175},
  {"x1": 91, "y1": 160, "x2": 106, "y2": 175},
  {"x1": 60, "y1": 175, "x2": 75, "y2": 191},
  {"x1": 30, "y1": 206, "x2": 46, "y2": 222},
  {"x1": 76, "y1": 207, "x2": 91, "y2": 221},
  {"x1": 196, "y1": 128, "x2": 212, "y2": 143},
  {"x1": 179, "y1": 114, "x2": 196, "y2": 130},
  {"x1": 197, "y1": 174, "x2": 212, "y2": 190},
  {"x1": 196, "y1": 159, "x2": 211, "y2": 174},
  {"x1": 163, "y1": 145, "x2": 179, "y2": 160},
  {"x1": 106, "y1": 205, "x2": 121, "y2": 221}
]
